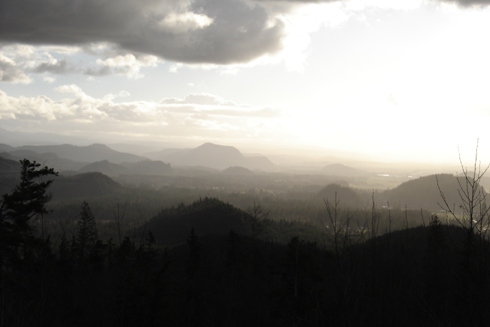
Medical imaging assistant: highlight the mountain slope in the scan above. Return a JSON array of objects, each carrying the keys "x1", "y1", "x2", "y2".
[
  {"x1": 7, "y1": 149, "x2": 84, "y2": 171},
  {"x1": 122, "y1": 160, "x2": 172, "y2": 175},
  {"x1": 16, "y1": 143, "x2": 146, "y2": 163},
  {"x1": 382, "y1": 174, "x2": 470, "y2": 210},
  {"x1": 145, "y1": 197, "x2": 250, "y2": 244},
  {"x1": 0, "y1": 156, "x2": 20, "y2": 174},
  {"x1": 318, "y1": 183, "x2": 362, "y2": 207},
  {"x1": 0, "y1": 144, "x2": 14, "y2": 153},
  {"x1": 79, "y1": 159, "x2": 172, "y2": 176},
  {"x1": 148, "y1": 142, "x2": 275, "y2": 170},
  {"x1": 79, "y1": 160, "x2": 129, "y2": 175},
  {"x1": 50, "y1": 172, "x2": 122, "y2": 199}
]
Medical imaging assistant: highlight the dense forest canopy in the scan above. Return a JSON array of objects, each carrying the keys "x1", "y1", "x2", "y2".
[{"x1": 1, "y1": 151, "x2": 490, "y2": 326}]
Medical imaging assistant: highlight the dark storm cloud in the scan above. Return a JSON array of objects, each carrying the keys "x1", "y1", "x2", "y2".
[{"x1": 0, "y1": 0, "x2": 285, "y2": 64}]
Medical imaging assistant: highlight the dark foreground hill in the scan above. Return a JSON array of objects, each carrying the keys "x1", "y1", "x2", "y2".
[
  {"x1": 158, "y1": 221, "x2": 490, "y2": 327},
  {"x1": 3, "y1": 160, "x2": 490, "y2": 326},
  {"x1": 3, "y1": 187, "x2": 490, "y2": 326},
  {"x1": 145, "y1": 197, "x2": 251, "y2": 244}
]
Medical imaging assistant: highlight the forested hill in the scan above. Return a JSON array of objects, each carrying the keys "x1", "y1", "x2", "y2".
[
  {"x1": 78, "y1": 160, "x2": 129, "y2": 175},
  {"x1": 78, "y1": 159, "x2": 172, "y2": 176},
  {"x1": 145, "y1": 198, "x2": 250, "y2": 244},
  {"x1": 317, "y1": 183, "x2": 362, "y2": 208},
  {"x1": 3, "y1": 160, "x2": 490, "y2": 326},
  {"x1": 382, "y1": 174, "x2": 472, "y2": 210},
  {"x1": 50, "y1": 172, "x2": 123, "y2": 199}
]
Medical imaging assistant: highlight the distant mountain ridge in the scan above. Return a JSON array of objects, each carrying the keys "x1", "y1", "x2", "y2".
[
  {"x1": 148, "y1": 142, "x2": 275, "y2": 171},
  {"x1": 79, "y1": 159, "x2": 172, "y2": 176},
  {"x1": 1, "y1": 143, "x2": 147, "y2": 171},
  {"x1": 5, "y1": 149, "x2": 83, "y2": 171},
  {"x1": 2, "y1": 138, "x2": 275, "y2": 171},
  {"x1": 16, "y1": 143, "x2": 145, "y2": 163},
  {"x1": 0, "y1": 126, "x2": 89, "y2": 146}
]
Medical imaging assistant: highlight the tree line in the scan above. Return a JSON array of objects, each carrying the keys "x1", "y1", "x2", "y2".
[{"x1": 2, "y1": 158, "x2": 490, "y2": 326}]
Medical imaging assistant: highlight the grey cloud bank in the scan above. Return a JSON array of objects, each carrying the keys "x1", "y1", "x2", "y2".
[
  {"x1": 2, "y1": 0, "x2": 488, "y2": 66},
  {"x1": 0, "y1": 55, "x2": 30, "y2": 83},
  {"x1": 33, "y1": 59, "x2": 74, "y2": 74},
  {"x1": 0, "y1": 0, "x2": 285, "y2": 64}
]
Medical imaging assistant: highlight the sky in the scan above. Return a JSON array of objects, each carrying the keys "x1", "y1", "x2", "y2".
[{"x1": 1, "y1": 0, "x2": 490, "y2": 164}]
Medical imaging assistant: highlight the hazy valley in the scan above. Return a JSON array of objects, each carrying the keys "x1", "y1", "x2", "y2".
[{"x1": 2, "y1": 129, "x2": 490, "y2": 326}]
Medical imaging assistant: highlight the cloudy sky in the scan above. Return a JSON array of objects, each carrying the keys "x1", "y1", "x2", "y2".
[{"x1": 1, "y1": 0, "x2": 490, "y2": 163}]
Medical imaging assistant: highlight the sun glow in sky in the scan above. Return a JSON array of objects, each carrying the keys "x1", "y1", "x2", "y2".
[{"x1": 1, "y1": 0, "x2": 490, "y2": 163}]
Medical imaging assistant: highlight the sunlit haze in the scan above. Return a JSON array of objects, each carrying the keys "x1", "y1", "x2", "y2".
[{"x1": 2, "y1": 0, "x2": 490, "y2": 164}]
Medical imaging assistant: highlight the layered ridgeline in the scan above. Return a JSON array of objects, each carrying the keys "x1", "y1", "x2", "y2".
[
  {"x1": 0, "y1": 143, "x2": 172, "y2": 176},
  {"x1": 78, "y1": 160, "x2": 172, "y2": 176},
  {"x1": 1, "y1": 142, "x2": 275, "y2": 173},
  {"x1": 147, "y1": 142, "x2": 275, "y2": 171},
  {"x1": 2, "y1": 157, "x2": 490, "y2": 325},
  {"x1": 0, "y1": 143, "x2": 146, "y2": 171}
]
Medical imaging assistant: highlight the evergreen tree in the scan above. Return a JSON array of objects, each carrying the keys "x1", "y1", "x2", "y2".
[
  {"x1": 0, "y1": 159, "x2": 58, "y2": 265},
  {"x1": 75, "y1": 201, "x2": 98, "y2": 261},
  {"x1": 186, "y1": 228, "x2": 201, "y2": 279},
  {"x1": 424, "y1": 214, "x2": 448, "y2": 323}
]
